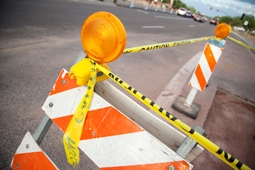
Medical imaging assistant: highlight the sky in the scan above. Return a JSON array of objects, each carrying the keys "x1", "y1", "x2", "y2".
[{"x1": 181, "y1": 0, "x2": 255, "y2": 18}]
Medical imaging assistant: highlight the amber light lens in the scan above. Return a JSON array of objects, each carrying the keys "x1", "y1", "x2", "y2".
[
  {"x1": 81, "y1": 11, "x2": 126, "y2": 64},
  {"x1": 215, "y1": 23, "x2": 231, "y2": 39}
]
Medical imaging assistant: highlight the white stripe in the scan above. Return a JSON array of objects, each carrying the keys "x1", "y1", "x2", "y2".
[
  {"x1": 42, "y1": 86, "x2": 111, "y2": 119},
  {"x1": 189, "y1": 43, "x2": 224, "y2": 91},
  {"x1": 16, "y1": 132, "x2": 42, "y2": 154},
  {"x1": 61, "y1": 69, "x2": 68, "y2": 79},
  {"x1": 189, "y1": 71, "x2": 201, "y2": 91},
  {"x1": 137, "y1": 9, "x2": 148, "y2": 15},
  {"x1": 142, "y1": 26, "x2": 165, "y2": 28},
  {"x1": 14, "y1": 132, "x2": 58, "y2": 169},
  {"x1": 199, "y1": 52, "x2": 212, "y2": 81},
  {"x1": 210, "y1": 44, "x2": 222, "y2": 62},
  {"x1": 79, "y1": 131, "x2": 188, "y2": 168},
  {"x1": 199, "y1": 44, "x2": 222, "y2": 82},
  {"x1": 155, "y1": 15, "x2": 189, "y2": 20}
]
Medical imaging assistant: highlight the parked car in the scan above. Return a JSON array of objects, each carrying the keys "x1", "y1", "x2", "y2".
[
  {"x1": 185, "y1": 11, "x2": 192, "y2": 18},
  {"x1": 177, "y1": 7, "x2": 186, "y2": 16},
  {"x1": 194, "y1": 14, "x2": 205, "y2": 22},
  {"x1": 210, "y1": 18, "x2": 219, "y2": 25}
]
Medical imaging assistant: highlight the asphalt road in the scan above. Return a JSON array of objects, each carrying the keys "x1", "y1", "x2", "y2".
[{"x1": 1, "y1": 0, "x2": 255, "y2": 169}]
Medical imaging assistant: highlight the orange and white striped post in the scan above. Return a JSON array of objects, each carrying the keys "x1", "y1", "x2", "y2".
[{"x1": 184, "y1": 23, "x2": 231, "y2": 107}]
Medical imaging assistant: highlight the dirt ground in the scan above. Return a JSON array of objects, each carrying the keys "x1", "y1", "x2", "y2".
[{"x1": 191, "y1": 89, "x2": 255, "y2": 170}]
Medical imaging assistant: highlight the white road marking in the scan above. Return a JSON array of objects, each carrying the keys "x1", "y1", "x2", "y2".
[
  {"x1": 137, "y1": 9, "x2": 149, "y2": 15},
  {"x1": 142, "y1": 26, "x2": 165, "y2": 28},
  {"x1": 155, "y1": 15, "x2": 190, "y2": 20},
  {"x1": 190, "y1": 25, "x2": 195, "y2": 27}
]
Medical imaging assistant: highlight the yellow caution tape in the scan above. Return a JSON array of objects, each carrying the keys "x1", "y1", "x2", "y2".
[
  {"x1": 63, "y1": 59, "x2": 96, "y2": 166},
  {"x1": 123, "y1": 36, "x2": 214, "y2": 54},
  {"x1": 95, "y1": 63, "x2": 251, "y2": 170},
  {"x1": 227, "y1": 36, "x2": 255, "y2": 52}
]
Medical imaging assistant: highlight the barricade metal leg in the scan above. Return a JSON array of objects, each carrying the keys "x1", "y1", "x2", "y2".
[
  {"x1": 32, "y1": 115, "x2": 53, "y2": 145},
  {"x1": 176, "y1": 125, "x2": 205, "y2": 158},
  {"x1": 32, "y1": 51, "x2": 86, "y2": 145}
]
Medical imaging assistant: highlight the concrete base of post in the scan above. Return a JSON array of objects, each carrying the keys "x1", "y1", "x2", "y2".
[{"x1": 171, "y1": 96, "x2": 201, "y2": 119}]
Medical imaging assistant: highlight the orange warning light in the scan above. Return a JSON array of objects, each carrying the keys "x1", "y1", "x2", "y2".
[
  {"x1": 81, "y1": 11, "x2": 126, "y2": 64},
  {"x1": 215, "y1": 23, "x2": 231, "y2": 39}
]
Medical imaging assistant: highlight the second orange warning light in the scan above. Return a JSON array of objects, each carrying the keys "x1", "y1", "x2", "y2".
[{"x1": 215, "y1": 23, "x2": 231, "y2": 39}]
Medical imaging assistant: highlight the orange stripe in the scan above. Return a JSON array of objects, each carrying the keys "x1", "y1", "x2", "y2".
[
  {"x1": 101, "y1": 161, "x2": 189, "y2": 170},
  {"x1": 204, "y1": 44, "x2": 217, "y2": 72},
  {"x1": 12, "y1": 152, "x2": 57, "y2": 170},
  {"x1": 49, "y1": 69, "x2": 79, "y2": 96},
  {"x1": 52, "y1": 106, "x2": 143, "y2": 139},
  {"x1": 53, "y1": 115, "x2": 72, "y2": 132},
  {"x1": 195, "y1": 64, "x2": 206, "y2": 91}
]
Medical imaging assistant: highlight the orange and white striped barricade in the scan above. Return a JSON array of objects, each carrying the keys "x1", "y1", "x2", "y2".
[
  {"x1": 188, "y1": 39, "x2": 225, "y2": 92},
  {"x1": 40, "y1": 68, "x2": 193, "y2": 169},
  {"x1": 185, "y1": 38, "x2": 226, "y2": 105},
  {"x1": 11, "y1": 132, "x2": 58, "y2": 170},
  {"x1": 172, "y1": 37, "x2": 226, "y2": 119},
  {"x1": 10, "y1": 66, "x2": 204, "y2": 169},
  {"x1": 172, "y1": 23, "x2": 231, "y2": 119}
]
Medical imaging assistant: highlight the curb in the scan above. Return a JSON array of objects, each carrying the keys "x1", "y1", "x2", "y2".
[{"x1": 230, "y1": 31, "x2": 255, "y2": 48}]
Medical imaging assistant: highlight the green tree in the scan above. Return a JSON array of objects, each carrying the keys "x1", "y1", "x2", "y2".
[
  {"x1": 187, "y1": 6, "x2": 196, "y2": 13},
  {"x1": 174, "y1": 0, "x2": 186, "y2": 9},
  {"x1": 242, "y1": 14, "x2": 255, "y2": 30},
  {"x1": 219, "y1": 16, "x2": 232, "y2": 24},
  {"x1": 216, "y1": 14, "x2": 255, "y2": 31},
  {"x1": 231, "y1": 16, "x2": 242, "y2": 26}
]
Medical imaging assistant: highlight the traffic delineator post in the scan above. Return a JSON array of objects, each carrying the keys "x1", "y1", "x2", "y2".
[
  {"x1": 188, "y1": 39, "x2": 225, "y2": 92},
  {"x1": 172, "y1": 23, "x2": 230, "y2": 119}
]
